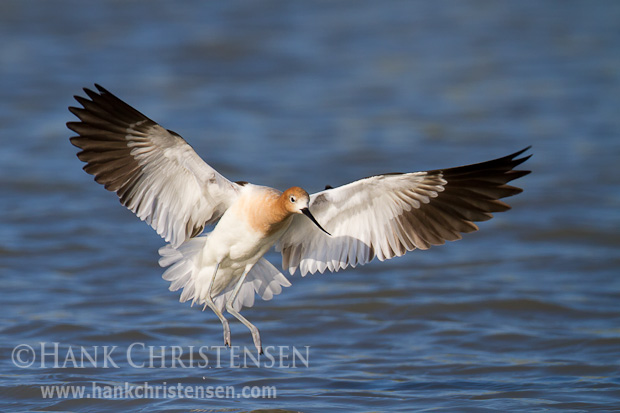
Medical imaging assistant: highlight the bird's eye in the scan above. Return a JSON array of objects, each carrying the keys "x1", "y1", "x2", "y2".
[{"x1": 290, "y1": 196, "x2": 296, "y2": 203}]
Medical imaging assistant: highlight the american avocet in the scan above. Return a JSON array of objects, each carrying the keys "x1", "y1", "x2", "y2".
[{"x1": 68, "y1": 84, "x2": 531, "y2": 353}]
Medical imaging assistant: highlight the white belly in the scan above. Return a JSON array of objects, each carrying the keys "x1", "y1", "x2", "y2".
[{"x1": 198, "y1": 204, "x2": 292, "y2": 297}]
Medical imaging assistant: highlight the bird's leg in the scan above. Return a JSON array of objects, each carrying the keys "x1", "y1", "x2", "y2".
[
  {"x1": 226, "y1": 268, "x2": 262, "y2": 354},
  {"x1": 202, "y1": 263, "x2": 231, "y2": 347}
]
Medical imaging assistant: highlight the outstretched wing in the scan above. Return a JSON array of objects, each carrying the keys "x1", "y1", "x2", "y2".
[
  {"x1": 277, "y1": 148, "x2": 531, "y2": 275},
  {"x1": 68, "y1": 84, "x2": 240, "y2": 247}
]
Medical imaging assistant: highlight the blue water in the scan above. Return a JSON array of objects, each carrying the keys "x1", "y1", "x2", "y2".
[{"x1": 1, "y1": 1, "x2": 620, "y2": 411}]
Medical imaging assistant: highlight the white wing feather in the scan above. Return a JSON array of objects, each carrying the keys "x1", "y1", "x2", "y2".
[
  {"x1": 277, "y1": 148, "x2": 531, "y2": 276},
  {"x1": 277, "y1": 172, "x2": 445, "y2": 275},
  {"x1": 68, "y1": 85, "x2": 239, "y2": 247}
]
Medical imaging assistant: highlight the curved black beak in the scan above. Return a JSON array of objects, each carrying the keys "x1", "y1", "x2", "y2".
[{"x1": 301, "y1": 208, "x2": 331, "y2": 236}]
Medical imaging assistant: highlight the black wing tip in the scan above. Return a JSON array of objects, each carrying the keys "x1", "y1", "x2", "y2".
[
  {"x1": 508, "y1": 169, "x2": 532, "y2": 179},
  {"x1": 82, "y1": 83, "x2": 106, "y2": 93},
  {"x1": 68, "y1": 137, "x2": 81, "y2": 149},
  {"x1": 510, "y1": 146, "x2": 532, "y2": 165},
  {"x1": 93, "y1": 83, "x2": 112, "y2": 96},
  {"x1": 426, "y1": 146, "x2": 533, "y2": 179},
  {"x1": 69, "y1": 85, "x2": 100, "y2": 109},
  {"x1": 512, "y1": 145, "x2": 532, "y2": 157},
  {"x1": 510, "y1": 148, "x2": 532, "y2": 178},
  {"x1": 496, "y1": 146, "x2": 532, "y2": 167},
  {"x1": 72, "y1": 83, "x2": 113, "y2": 106},
  {"x1": 66, "y1": 121, "x2": 80, "y2": 133},
  {"x1": 69, "y1": 84, "x2": 154, "y2": 128}
]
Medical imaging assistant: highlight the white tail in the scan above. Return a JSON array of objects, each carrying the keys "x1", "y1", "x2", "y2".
[{"x1": 158, "y1": 237, "x2": 291, "y2": 312}]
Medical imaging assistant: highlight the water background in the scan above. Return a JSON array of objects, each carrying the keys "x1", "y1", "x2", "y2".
[{"x1": 1, "y1": 1, "x2": 620, "y2": 411}]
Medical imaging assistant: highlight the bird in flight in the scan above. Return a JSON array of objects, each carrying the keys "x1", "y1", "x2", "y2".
[{"x1": 68, "y1": 84, "x2": 531, "y2": 353}]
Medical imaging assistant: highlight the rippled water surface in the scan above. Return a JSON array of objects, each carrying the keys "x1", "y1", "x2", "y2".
[{"x1": 2, "y1": 1, "x2": 620, "y2": 411}]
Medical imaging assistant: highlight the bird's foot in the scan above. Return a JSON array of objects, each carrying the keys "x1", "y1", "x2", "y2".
[
  {"x1": 223, "y1": 323, "x2": 231, "y2": 347},
  {"x1": 251, "y1": 328, "x2": 262, "y2": 355}
]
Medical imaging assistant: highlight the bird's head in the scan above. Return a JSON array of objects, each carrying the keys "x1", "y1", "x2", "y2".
[{"x1": 282, "y1": 187, "x2": 330, "y2": 235}]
